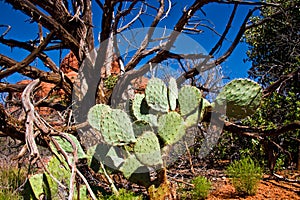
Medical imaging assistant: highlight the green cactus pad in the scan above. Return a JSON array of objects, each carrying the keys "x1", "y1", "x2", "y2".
[
  {"x1": 88, "y1": 104, "x2": 111, "y2": 131},
  {"x1": 158, "y1": 112, "x2": 186, "y2": 145},
  {"x1": 29, "y1": 173, "x2": 45, "y2": 199},
  {"x1": 120, "y1": 154, "x2": 143, "y2": 179},
  {"x1": 214, "y1": 78, "x2": 262, "y2": 119},
  {"x1": 184, "y1": 108, "x2": 200, "y2": 127},
  {"x1": 99, "y1": 109, "x2": 136, "y2": 145},
  {"x1": 132, "y1": 93, "x2": 147, "y2": 119},
  {"x1": 178, "y1": 85, "x2": 202, "y2": 116},
  {"x1": 184, "y1": 98, "x2": 211, "y2": 127},
  {"x1": 132, "y1": 120, "x2": 153, "y2": 137},
  {"x1": 132, "y1": 93, "x2": 158, "y2": 126},
  {"x1": 44, "y1": 155, "x2": 70, "y2": 199},
  {"x1": 52, "y1": 134, "x2": 86, "y2": 159},
  {"x1": 145, "y1": 78, "x2": 169, "y2": 112},
  {"x1": 199, "y1": 98, "x2": 212, "y2": 120},
  {"x1": 104, "y1": 146, "x2": 125, "y2": 169},
  {"x1": 168, "y1": 77, "x2": 178, "y2": 111},
  {"x1": 134, "y1": 131, "x2": 163, "y2": 166}
]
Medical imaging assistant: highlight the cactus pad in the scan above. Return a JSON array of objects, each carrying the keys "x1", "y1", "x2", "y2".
[
  {"x1": 134, "y1": 131, "x2": 163, "y2": 166},
  {"x1": 145, "y1": 78, "x2": 169, "y2": 112},
  {"x1": 120, "y1": 154, "x2": 143, "y2": 179},
  {"x1": 184, "y1": 108, "x2": 200, "y2": 127},
  {"x1": 132, "y1": 93, "x2": 158, "y2": 126},
  {"x1": 88, "y1": 104, "x2": 111, "y2": 131},
  {"x1": 158, "y1": 112, "x2": 186, "y2": 145},
  {"x1": 132, "y1": 120, "x2": 153, "y2": 137},
  {"x1": 52, "y1": 134, "x2": 86, "y2": 159},
  {"x1": 214, "y1": 78, "x2": 262, "y2": 119},
  {"x1": 99, "y1": 109, "x2": 136, "y2": 145},
  {"x1": 178, "y1": 85, "x2": 202, "y2": 116},
  {"x1": 168, "y1": 77, "x2": 178, "y2": 111},
  {"x1": 28, "y1": 174, "x2": 45, "y2": 199}
]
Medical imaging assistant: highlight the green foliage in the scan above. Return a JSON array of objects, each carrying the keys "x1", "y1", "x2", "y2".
[
  {"x1": 0, "y1": 167, "x2": 26, "y2": 200},
  {"x1": 226, "y1": 157, "x2": 262, "y2": 196},
  {"x1": 244, "y1": 0, "x2": 300, "y2": 169},
  {"x1": 102, "y1": 188, "x2": 143, "y2": 200},
  {"x1": 274, "y1": 156, "x2": 285, "y2": 172},
  {"x1": 190, "y1": 176, "x2": 212, "y2": 200},
  {"x1": 104, "y1": 75, "x2": 119, "y2": 89},
  {"x1": 245, "y1": 0, "x2": 300, "y2": 86}
]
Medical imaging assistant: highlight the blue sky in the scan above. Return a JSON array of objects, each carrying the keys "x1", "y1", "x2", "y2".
[{"x1": 0, "y1": 1, "x2": 256, "y2": 83}]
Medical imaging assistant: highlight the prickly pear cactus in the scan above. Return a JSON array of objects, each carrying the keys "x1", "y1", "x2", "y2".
[
  {"x1": 120, "y1": 154, "x2": 143, "y2": 179},
  {"x1": 185, "y1": 98, "x2": 211, "y2": 127},
  {"x1": 44, "y1": 155, "x2": 71, "y2": 199},
  {"x1": 158, "y1": 112, "x2": 186, "y2": 145},
  {"x1": 214, "y1": 78, "x2": 262, "y2": 119},
  {"x1": 134, "y1": 131, "x2": 163, "y2": 166},
  {"x1": 87, "y1": 77, "x2": 209, "y2": 191},
  {"x1": 88, "y1": 105, "x2": 136, "y2": 145},
  {"x1": 178, "y1": 85, "x2": 202, "y2": 116},
  {"x1": 132, "y1": 93, "x2": 158, "y2": 127},
  {"x1": 52, "y1": 134, "x2": 86, "y2": 159},
  {"x1": 28, "y1": 174, "x2": 45, "y2": 199},
  {"x1": 145, "y1": 78, "x2": 169, "y2": 112},
  {"x1": 168, "y1": 77, "x2": 178, "y2": 111},
  {"x1": 87, "y1": 104, "x2": 111, "y2": 131},
  {"x1": 132, "y1": 120, "x2": 153, "y2": 137}
]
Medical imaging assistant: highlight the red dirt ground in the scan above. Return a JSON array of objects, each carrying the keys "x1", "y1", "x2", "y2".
[{"x1": 208, "y1": 176, "x2": 300, "y2": 200}]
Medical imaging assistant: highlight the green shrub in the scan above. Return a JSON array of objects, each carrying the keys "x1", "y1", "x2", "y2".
[
  {"x1": 226, "y1": 156, "x2": 262, "y2": 196},
  {"x1": 190, "y1": 176, "x2": 212, "y2": 200},
  {"x1": 0, "y1": 166, "x2": 26, "y2": 199},
  {"x1": 102, "y1": 188, "x2": 143, "y2": 200}
]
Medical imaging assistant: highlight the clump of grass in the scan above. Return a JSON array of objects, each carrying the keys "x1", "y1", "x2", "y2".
[
  {"x1": 0, "y1": 166, "x2": 26, "y2": 199},
  {"x1": 101, "y1": 188, "x2": 143, "y2": 200},
  {"x1": 190, "y1": 176, "x2": 212, "y2": 200},
  {"x1": 226, "y1": 156, "x2": 262, "y2": 196}
]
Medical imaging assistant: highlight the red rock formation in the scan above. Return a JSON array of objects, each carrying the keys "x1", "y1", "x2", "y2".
[
  {"x1": 131, "y1": 76, "x2": 149, "y2": 94},
  {"x1": 60, "y1": 51, "x2": 79, "y2": 73}
]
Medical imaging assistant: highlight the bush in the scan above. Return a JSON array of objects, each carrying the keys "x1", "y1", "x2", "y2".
[
  {"x1": 226, "y1": 156, "x2": 262, "y2": 196},
  {"x1": 0, "y1": 166, "x2": 26, "y2": 199},
  {"x1": 190, "y1": 176, "x2": 212, "y2": 200},
  {"x1": 103, "y1": 188, "x2": 143, "y2": 200}
]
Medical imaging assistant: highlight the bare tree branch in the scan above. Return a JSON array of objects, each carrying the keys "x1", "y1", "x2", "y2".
[
  {"x1": 0, "y1": 54, "x2": 72, "y2": 95},
  {"x1": 223, "y1": 120, "x2": 300, "y2": 139},
  {"x1": 0, "y1": 82, "x2": 27, "y2": 93},
  {"x1": 5, "y1": 0, "x2": 82, "y2": 58},
  {"x1": 0, "y1": 24, "x2": 11, "y2": 37},
  {"x1": 0, "y1": 31, "x2": 55, "y2": 79},
  {"x1": 21, "y1": 79, "x2": 40, "y2": 160},
  {"x1": 125, "y1": 0, "x2": 165, "y2": 71},
  {"x1": 0, "y1": 103, "x2": 25, "y2": 140},
  {"x1": 0, "y1": 34, "x2": 59, "y2": 73},
  {"x1": 216, "y1": 0, "x2": 280, "y2": 7}
]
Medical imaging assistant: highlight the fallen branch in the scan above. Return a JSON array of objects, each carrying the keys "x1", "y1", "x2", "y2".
[{"x1": 21, "y1": 79, "x2": 41, "y2": 161}]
